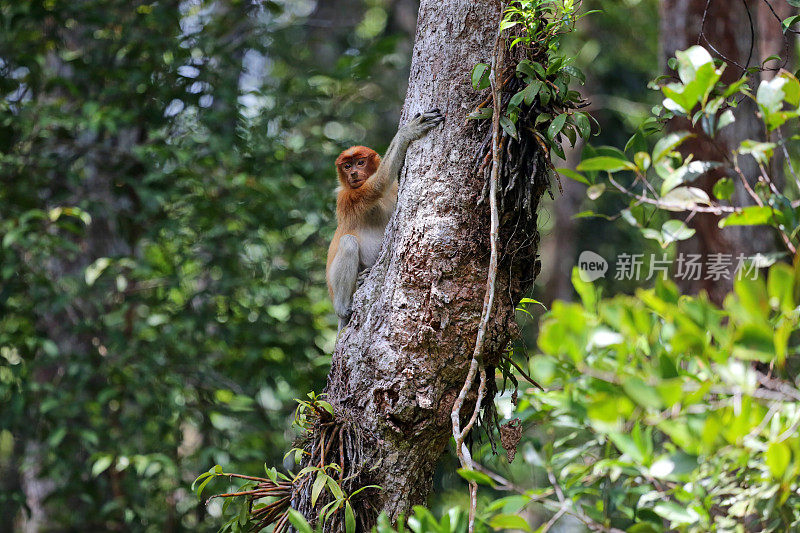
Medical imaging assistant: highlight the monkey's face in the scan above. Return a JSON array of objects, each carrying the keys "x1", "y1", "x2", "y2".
[
  {"x1": 340, "y1": 157, "x2": 370, "y2": 188},
  {"x1": 335, "y1": 147, "x2": 380, "y2": 189}
]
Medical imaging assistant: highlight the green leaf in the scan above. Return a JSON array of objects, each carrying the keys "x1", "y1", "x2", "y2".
[
  {"x1": 500, "y1": 115, "x2": 518, "y2": 139},
  {"x1": 586, "y1": 183, "x2": 605, "y2": 200},
  {"x1": 782, "y1": 14, "x2": 800, "y2": 33},
  {"x1": 662, "y1": 60, "x2": 722, "y2": 114},
  {"x1": 191, "y1": 471, "x2": 214, "y2": 491},
  {"x1": 757, "y1": 76, "x2": 788, "y2": 114},
  {"x1": 653, "y1": 502, "x2": 699, "y2": 525},
  {"x1": 311, "y1": 473, "x2": 327, "y2": 506},
  {"x1": 738, "y1": 140, "x2": 776, "y2": 165},
  {"x1": 518, "y1": 297, "x2": 546, "y2": 309},
  {"x1": 623, "y1": 376, "x2": 663, "y2": 409},
  {"x1": 652, "y1": 132, "x2": 693, "y2": 163},
  {"x1": 640, "y1": 228, "x2": 664, "y2": 244},
  {"x1": 713, "y1": 177, "x2": 734, "y2": 200},
  {"x1": 195, "y1": 476, "x2": 214, "y2": 500},
  {"x1": 539, "y1": 86, "x2": 552, "y2": 106},
  {"x1": 572, "y1": 267, "x2": 598, "y2": 309},
  {"x1": 488, "y1": 514, "x2": 531, "y2": 532},
  {"x1": 471, "y1": 63, "x2": 490, "y2": 90},
  {"x1": 85, "y1": 257, "x2": 112, "y2": 286},
  {"x1": 766, "y1": 441, "x2": 791, "y2": 479},
  {"x1": 516, "y1": 60, "x2": 545, "y2": 79},
  {"x1": 723, "y1": 76, "x2": 749, "y2": 98},
  {"x1": 467, "y1": 108, "x2": 492, "y2": 120},
  {"x1": 717, "y1": 109, "x2": 735, "y2": 132},
  {"x1": 718, "y1": 206, "x2": 775, "y2": 227},
  {"x1": 577, "y1": 156, "x2": 636, "y2": 172},
  {"x1": 660, "y1": 160, "x2": 720, "y2": 195},
  {"x1": 350, "y1": 484, "x2": 382, "y2": 497},
  {"x1": 574, "y1": 112, "x2": 591, "y2": 139},
  {"x1": 608, "y1": 432, "x2": 645, "y2": 463},
  {"x1": 499, "y1": 19, "x2": 518, "y2": 30},
  {"x1": 326, "y1": 476, "x2": 344, "y2": 500},
  {"x1": 557, "y1": 168, "x2": 590, "y2": 185},
  {"x1": 561, "y1": 65, "x2": 586, "y2": 84},
  {"x1": 456, "y1": 468, "x2": 493, "y2": 486},
  {"x1": 756, "y1": 73, "x2": 800, "y2": 130},
  {"x1": 317, "y1": 400, "x2": 334, "y2": 414},
  {"x1": 520, "y1": 80, "x2": 542, "y2": 106},
  {"x1": 288, "y1": 509, "x2": 314, "y2": 533},
  {"x1": 627, "y1": 524, "x2": 661, "y2": 533},
  {"x1": 767, "y1": 263, "x2": 796, "y2": 313},
  {"x1": 48, "y1": 426, "x2": 67, "y2": 447},
  {"x1": 320, "y1": 500, "x2": 340, "y2": 526},
  {"x1": 547, "y1": 113, "x2": 568, "y2": 140},
  {"x1": 674, "y1": 46, "x2": 715, "y2": 84},
  {"x1": 408, "y1": 506, "x2": 439, "y2": 533},
  {"x1": 661, "y1": 219, "x2": 696, "y2": 245},
  {"x1": 659, "y1": 187, "x2": 711, "y2": 211},
  {"x1": 345, "y1": 501, "x2": 356, "y2": 533},
  {"x1": 779, "y1": 71, "x2": 800, "y2": 106},
  {"x1": 634, "y1": 152, "x2": 651, "y2": 171},
  {"x1": 92, "y1": 455, "x2": 114, "y2": 477}
]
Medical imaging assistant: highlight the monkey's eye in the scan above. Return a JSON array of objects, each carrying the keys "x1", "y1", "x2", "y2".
[
  {"x1": 344, "y1": 163, "x2": 351, "y2": 169},
  {"x1": 357, "y1": 160, "x2": 365, "y2": 166}
]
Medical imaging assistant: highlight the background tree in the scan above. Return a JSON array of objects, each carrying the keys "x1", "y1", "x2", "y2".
[{"x1": 659, "y1": 0, "x2": 796, "y2": 302}]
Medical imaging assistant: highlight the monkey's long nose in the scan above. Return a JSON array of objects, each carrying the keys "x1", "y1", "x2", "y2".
[{"x1": 350, "y1": 172, "x2": 358, "y2": 179}]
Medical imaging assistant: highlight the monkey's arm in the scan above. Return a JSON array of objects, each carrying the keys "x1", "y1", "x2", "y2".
[{"x1": 366, "y1": 109, "x2": 443, "y2": 194}]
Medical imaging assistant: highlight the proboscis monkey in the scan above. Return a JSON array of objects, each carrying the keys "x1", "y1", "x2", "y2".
[{"x1": 326, "y1": 109, "x2": 444, "y2": 331}]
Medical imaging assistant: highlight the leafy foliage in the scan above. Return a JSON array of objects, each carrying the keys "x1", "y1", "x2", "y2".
[
  {"x1": 511, "y1": 264, "x2": 800, "y2": 531},
  {"x1": 0, "y1": 0, "x2": 413, "y2": 529},
  {"x1": 469, "y1": 0, "x2": 595, "y2": 160},
  {"x1": 568, "y1": 46, "x2": 800, "y2": 256}
]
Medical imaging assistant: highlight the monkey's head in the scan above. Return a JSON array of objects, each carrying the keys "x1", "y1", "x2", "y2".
[{"x1": 335, "y1": 146, "x2": 380, "y2": 189}]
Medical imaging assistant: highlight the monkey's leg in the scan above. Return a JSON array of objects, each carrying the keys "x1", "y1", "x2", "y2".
[{"x1": 329, "y1": 234, "x2": 360, "y2": 332}]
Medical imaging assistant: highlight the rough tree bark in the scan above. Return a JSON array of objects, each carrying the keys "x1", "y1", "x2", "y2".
[{"x1": 302, "y1": 0, "x2": 549, "y2": 525}]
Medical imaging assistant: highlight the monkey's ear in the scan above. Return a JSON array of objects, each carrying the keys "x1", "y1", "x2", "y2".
[{"x1": 369, "y1": 151, "x2": 381, "y2": 168}]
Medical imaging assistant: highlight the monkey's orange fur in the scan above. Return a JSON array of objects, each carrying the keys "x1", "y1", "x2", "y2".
[
  {"x1": 326, "y1": 146, "x2": 397, "y2": 300},
  {"x1": 325, "y1": 109, "x2": 443, "y2": 329}
]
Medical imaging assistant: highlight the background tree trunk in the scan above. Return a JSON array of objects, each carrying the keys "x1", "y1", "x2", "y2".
[
  {"x1": 304, "y1": 0, "x2": 549, "y2": 525},
  {"x1": 660, "y1": 0, "x2": 790, "y2": 303},
  {"x1": 759, "y1": 0, "x2": 795, "y2": 79}
]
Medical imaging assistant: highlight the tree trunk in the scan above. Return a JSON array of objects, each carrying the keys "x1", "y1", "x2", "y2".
[
  {"x1": 301, "y1": 0, "x2": 549, "y2": 526},
  {"x1": 758, "y1": 0, "x2": 795, "y2": 79},
  {"x1": 660, "y1": 0, "x2": 774, "y2": 303},
  {"x1": 541, "y1": 141, "x2": 584, "y2": 304}
]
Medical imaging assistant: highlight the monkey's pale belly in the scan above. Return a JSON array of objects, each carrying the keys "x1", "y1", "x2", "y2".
[{"x1": 358, "y1": 226, "x2": 387, "y2": 268}]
